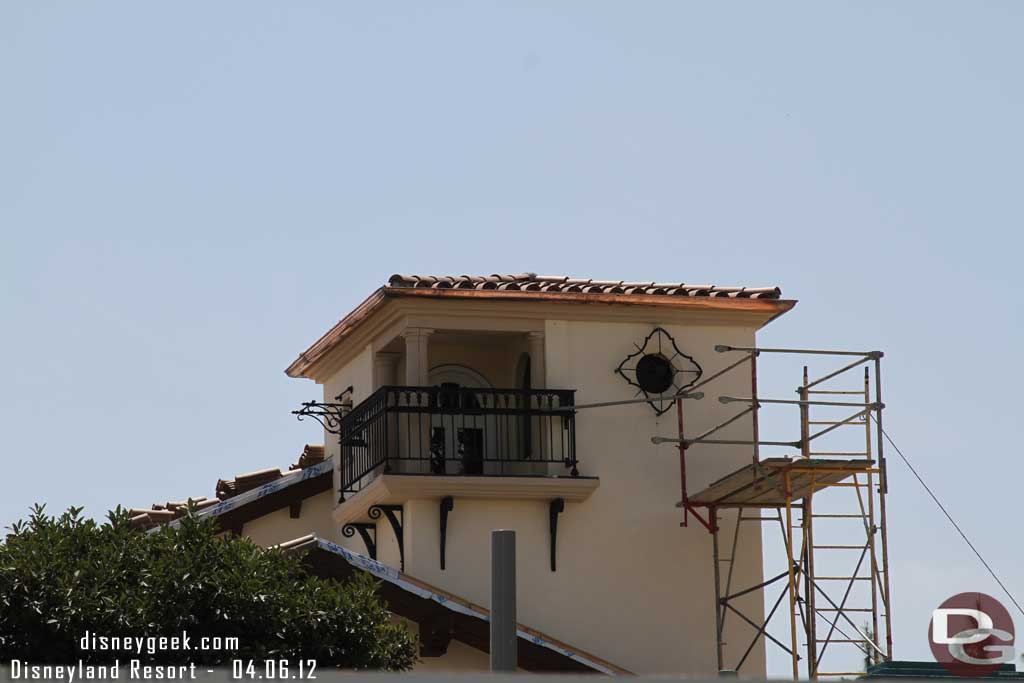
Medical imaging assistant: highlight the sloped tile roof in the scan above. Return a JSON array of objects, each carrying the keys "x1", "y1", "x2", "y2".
[
  {"x1": 286, "y1": 271, "x2": 793, "y2": 379},
  {"x1": 127, "y1": 444, "x2": 326, "y2": 530},
  {"x1": 388, "y1": 273, "x2": 782, "y2": 299},
  {"x1": 216, "y1": 468, "x2": 282, "y2": 501}
]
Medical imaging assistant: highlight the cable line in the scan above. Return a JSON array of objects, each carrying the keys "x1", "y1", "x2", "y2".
[{"x1": 873, "y1": 417, "x2": 1024, "y2": 619}]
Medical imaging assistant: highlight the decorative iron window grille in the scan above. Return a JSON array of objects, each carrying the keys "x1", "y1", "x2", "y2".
[{"x1": 615, "y1": 327, "x2": 703, "y2": 415}]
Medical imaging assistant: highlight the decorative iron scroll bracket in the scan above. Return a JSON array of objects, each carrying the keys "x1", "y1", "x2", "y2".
[
  {"x1": 293, "y1": 386, "x2": 354, "y2": 434},
  {"x1": 549, "y1": 497, "x2": 565, "y2": 572},
  {"x1": 439, "y1": 496, "x2": 454, "y2": 571},
  {"x1": 341, "y1": 522, "x2": 377, "y2": 560},
  {"x1": 293, "y1": 402, "x2": 347, "y2": 435},
  {"x1": 369, "y1": 504, "x2": 405, "y2": 571}
]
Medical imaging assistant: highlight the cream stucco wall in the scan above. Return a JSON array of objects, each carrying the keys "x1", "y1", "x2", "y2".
[
  {"x1": 304, "y1": 305, "x2": 773, "y2": 675},
  {"x1": 242, "y1": 490, "x2": 341, "y2": 547},
  {"x1": 238, "y1": 494, "x2": 491, "y2": 672},
  {"x1": 386, "y1": 320, "x2": 767, "y2": 676},
  {"x1": 322, "y1": 345, "x2": 375, "y2": 496}
]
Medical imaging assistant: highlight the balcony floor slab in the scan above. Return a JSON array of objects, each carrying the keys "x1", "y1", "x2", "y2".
[{"x1": 332, "y1": 473, "x2": 599, "y2": 526}]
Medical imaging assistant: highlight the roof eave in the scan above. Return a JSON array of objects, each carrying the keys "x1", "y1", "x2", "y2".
[
  {"x1": 285, "y1": 287, "x2": 388, "y2": 379},
  {"x1": 285, "y1": 287, "x2": 797, "y2": 380},
  {"x1": 386, "y1": 285, "x2": 795, "y2": 309}
]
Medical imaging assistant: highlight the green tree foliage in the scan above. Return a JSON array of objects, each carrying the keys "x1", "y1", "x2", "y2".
[{"x1": 0, "y1": 505, "x2": 416, "y2": 669}]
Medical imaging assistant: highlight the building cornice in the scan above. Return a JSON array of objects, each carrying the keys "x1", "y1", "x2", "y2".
[{"x1": 286, "y1": 286, "x2": 796, "y2": 381}]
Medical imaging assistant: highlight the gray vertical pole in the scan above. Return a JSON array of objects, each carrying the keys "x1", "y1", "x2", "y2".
[
  {"x1": 711, "y1": 509, "x2": 724, "y2": 672},
  {"x1": 491, "y1": 530, "x2": 517, "y2": 672}
]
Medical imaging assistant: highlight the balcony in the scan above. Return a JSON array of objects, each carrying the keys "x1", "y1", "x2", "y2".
[{"x1": 303, "y1": 385, "x2": 579, "y2": 497}]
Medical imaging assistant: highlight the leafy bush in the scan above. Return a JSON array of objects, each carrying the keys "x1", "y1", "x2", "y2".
[{"x1": 0, "y1": 505, "x2": 416, "y2": 669}]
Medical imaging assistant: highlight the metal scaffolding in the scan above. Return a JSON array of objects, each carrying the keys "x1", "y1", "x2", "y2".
[{"x1": 654, "y1": 345, "x2": 893, "y2": 679}]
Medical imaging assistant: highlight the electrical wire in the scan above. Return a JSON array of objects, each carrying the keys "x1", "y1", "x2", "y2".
[{"x1": 873, "y1": 417, "x2": 1024, "y2": 619}]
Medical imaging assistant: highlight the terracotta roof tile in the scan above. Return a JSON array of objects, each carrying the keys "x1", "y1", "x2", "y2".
[
  {"x1": 288, "y1": 272, "x2": 793, "y2": 378},
  {"x1": 129, "y1": 444, "x2": 327, "y2": 528},
  {"x1": 387, "y1": 273, "x2": 782, "y2": 299},
  {"x1": 217, "y1": 469, "x2": 278, "y2": 499},
  {"x1": 128, "y1": 509, "x2": 179, "y2": 530},
  {"x1": 291, "y1": 444, "x2": 325, "y2": 470}
]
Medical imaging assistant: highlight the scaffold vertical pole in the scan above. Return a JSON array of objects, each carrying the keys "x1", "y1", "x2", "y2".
[
  {"x1": 805, "y1": 476, "x2": 818, "y2": 679},
  {"x1": 711, "y1": 507, "x2": 724, "y2": 671},
  {"x1": 800, "y1": 367, "x2": 818, "y2": 678},
  {"x1": 678, "y1": 397, "x2": 688, "y2": 527},
  {"x1": 750, "y1": 351, "x2": 761, "y2": 468},
  {"x1": 864, "y1": 369, "x2": 881, "y2": 659},
  {"x1": 874, "y1": 355, "x2": 893, "y2": 660},
  {"x1": 784, "y1": 469, "x2": 800, "y2": 680}
]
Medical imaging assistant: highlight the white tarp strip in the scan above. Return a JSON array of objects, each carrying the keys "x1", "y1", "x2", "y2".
[{"x1": 155, "y1": 458, "x2": 334, "y2": 532}]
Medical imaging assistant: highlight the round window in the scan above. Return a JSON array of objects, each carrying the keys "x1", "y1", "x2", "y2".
[{"x1": 635, "y1": 354, "x2": 675, "y2": 394}]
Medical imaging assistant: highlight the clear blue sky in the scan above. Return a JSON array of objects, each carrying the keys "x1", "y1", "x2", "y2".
[{"x1": 2, "y1": 2, "x2": 1021, "y2": 674}]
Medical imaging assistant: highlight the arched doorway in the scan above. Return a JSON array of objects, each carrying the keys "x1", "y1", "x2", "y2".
[
  {"x1": 428, "y1": 364, "x2": 492, "y2": 390},
  {"x1": 426, "y1": 365, "x2": 494, "y2": 475}
]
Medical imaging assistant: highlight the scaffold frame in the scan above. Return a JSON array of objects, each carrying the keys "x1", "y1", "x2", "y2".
[{"x1": 655, "y1": 345, "x2": 893, "y2": 680}]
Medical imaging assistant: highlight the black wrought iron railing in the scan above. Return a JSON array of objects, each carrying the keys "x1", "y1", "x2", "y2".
[{"x1": 328, "y1": 385, "x2": 577, "y2": 496}]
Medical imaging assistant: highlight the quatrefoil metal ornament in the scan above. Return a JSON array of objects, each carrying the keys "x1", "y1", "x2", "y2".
[{"x1": 615, "y1": 327, "x2": 703, "y2": 415}]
